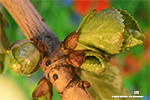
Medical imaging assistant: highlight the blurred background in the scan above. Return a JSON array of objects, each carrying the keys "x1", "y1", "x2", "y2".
[{"x1": 0, "y1": 0, "x2": 149, "y2": 100}]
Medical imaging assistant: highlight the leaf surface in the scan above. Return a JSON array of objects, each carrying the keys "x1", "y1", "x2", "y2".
[
  {"x1": 118, "y1": 9, "x2": 145, "y2": 52},
  {"x1": 76, "y1": 9, "x2": 124, "y2": 55},
  {"x1": 81, "y1": 63, "x2": 135, "y2": 100},
  {"x1": 80, "y1": 51, "x2": 106, "y2": 73}
]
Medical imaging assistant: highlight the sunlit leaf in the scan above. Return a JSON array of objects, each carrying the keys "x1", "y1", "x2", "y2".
[
  {"x1": 121, "y1": 29, "x2": 145, "y2": 52},
  {"x1": 117, "y1": 9, "x2": 145, "y2": 52},
  {"x1": 81, "y1": 63, "x2": 135, "y2": 100},
  {"x1": 75, "y1": 8, "x2": 145, "y2": 74},
  {"x1": 118, "y1": 9, "x2": 141, "y2": 32},
  {"x1": 122, "y1": 88, "x2": 136, "y2": 100},
  {"x1": 75, "y1": 8, "x2": 124, "y2": 55},
  {"x1": 80, "y1": 51, "x2": 106, "y2": 73}
]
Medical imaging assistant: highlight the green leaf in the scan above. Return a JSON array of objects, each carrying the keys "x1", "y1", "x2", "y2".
[
  {"x1": 121, "y1": 29, "x2": 145, "y2": 52},
  {"x1": 75, "y1": 9, "x2": 124, "y2": 55},
  {"x1": 80, "y1": 51, "x2": 106, "y2": 73},
  {"x1": 122, "y1": 88, "x2": 136, "y2": 100},
  {"x1": 118, "y1": 9, "x2": 141, "y2": 33},
  {"x1": 81, "y1": 63, "x2": 135, "y2": 100},
  {"x1": 117, "y1": 9, "x2": 145, "y2": 52}
]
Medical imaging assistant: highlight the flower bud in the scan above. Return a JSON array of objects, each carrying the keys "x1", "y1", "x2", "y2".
[{"x1": 6, "y1": 39, "x2": 40, "y2": 76}]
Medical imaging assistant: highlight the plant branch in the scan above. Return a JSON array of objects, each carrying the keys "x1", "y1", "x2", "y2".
[
  {"x1": 0, "y1": 0, "x2": 61, "y2": 53},
  {"x1": 0, "y1": 0, "x2": 94, "y2": 100}
]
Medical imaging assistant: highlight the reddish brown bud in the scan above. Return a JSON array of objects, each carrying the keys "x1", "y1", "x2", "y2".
[
  {"x1": 64, "y1": 31, "x2": 78, "y2": 50},
  {"x1": 32, "y1": 77, "x2": 52, "y2": 98},
  {"x1": 83, "y1": 81, "x2": 91, "y2": 88},
  {"x1": 69, "y1": 51, "x2": 85, "y2": 68}
]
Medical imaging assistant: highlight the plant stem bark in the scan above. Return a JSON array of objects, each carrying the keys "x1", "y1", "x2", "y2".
[{"x1": 0, "y1": 0, "x2": 94, "y2": 100}]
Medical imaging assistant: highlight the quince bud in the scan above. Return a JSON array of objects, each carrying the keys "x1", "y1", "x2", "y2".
[{"x1": 6, "y1": 39, "x2": 40, "y2": 76}]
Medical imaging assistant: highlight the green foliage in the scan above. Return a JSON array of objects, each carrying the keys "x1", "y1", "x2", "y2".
[
  {"x1": 76, "y1": 9, "x2": 124, "y2": 54},
  {"x1": 121, "y1": 29, "x2": 145, "y2": 52},
  {"x1": 118, "y1": 9, "x2": 145, "y2": 52},
  {"x1": 75, "y1": 8, "x2": 145, "y2": 74},
  {"x1": 81, "y1": 63, "x2": 135, "y2": 100},
  {"x1": 80, "y1": 51, "x2": 105, "y2": 73},
  {"x1": 75, "y1": 7, "x2": 146, "y2": 99}
]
